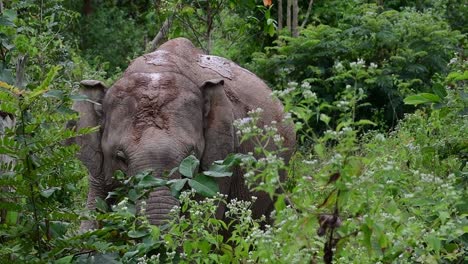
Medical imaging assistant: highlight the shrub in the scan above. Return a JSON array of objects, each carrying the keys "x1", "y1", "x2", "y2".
[{"x1": 249, "y1": 4, "x2": 463, "y2": 135}]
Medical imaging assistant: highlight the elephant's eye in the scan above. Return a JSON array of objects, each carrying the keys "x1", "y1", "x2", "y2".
[{"x1": 115, "y1": 150, "x2": 128, "y2": 165}]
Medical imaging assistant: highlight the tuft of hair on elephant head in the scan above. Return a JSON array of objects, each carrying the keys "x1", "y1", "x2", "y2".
[{"x1": 70, "y1": 38, "x2": 295, "y2": 230}]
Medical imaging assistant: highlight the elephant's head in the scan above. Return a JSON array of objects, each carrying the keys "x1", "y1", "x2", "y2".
[{"x1": 73, "y1": 52, "x2": 237, "y2": 225}]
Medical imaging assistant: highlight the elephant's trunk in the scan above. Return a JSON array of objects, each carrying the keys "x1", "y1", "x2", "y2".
[
  {"x1": 128, "y1": 148, "x2": 184, "y2": 225},
  {"x1": 145, "y1": 186, "x2": 179, "y2": 225}
]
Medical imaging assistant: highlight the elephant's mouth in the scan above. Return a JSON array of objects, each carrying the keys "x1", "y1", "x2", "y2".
[{"x1": 145, "y1": 186, "x2": 180, "y2": 226}]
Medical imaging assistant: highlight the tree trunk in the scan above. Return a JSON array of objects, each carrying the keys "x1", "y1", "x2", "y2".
[
  {"x1": 286, "y1": 0, "x2": 291, "y2": 33},
  {"x1": 83, "y1": 0, "x2": 92, "y2": 15},
  {"x1": 278, "y1": 0, "x2": 283, "y2": 31},
  {"x1": 292, "y1": 0, "x2": 299, "y2": 37}
]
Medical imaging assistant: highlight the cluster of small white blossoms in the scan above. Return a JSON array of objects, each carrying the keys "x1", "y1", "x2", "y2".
[
  {"x1": 233, "y1": 108, "x2": 264, "y2": 136},
  {"x1": 264, "y1": 120, "x2": 284, "y2": 144},
  {"x1": 112, "y1": 197, "x2": 130, "y2": 213},
  {"x1": 272, "y1": 81, "x2": 298, "y2": 97},
  {"x1": 329, "y1": 153, "x2": 344, "y2": 166},
  {"x1": 382, "y1": 160, "x2": 396, "y2": 171},
  {"x1": 225, "y1": 197, "x2": 255, "y2": 219},
  {"x1": 257, "y1": 153, "x2": 284, "y2": 167},
  {"x1": 279, "y1": 66, "x2": 294, "y2": 74},
  {"x1": 410, "y1": 170, "x2": 443, "y2": 184},
  {"x1": 300, "y1": 81, "x2": 318, "y2": 100},
  {"x1": 303, "y1": 89, "x2": 317, "y2": 100},
  {"x1": 334, "y1": 61, "x2": 345, "y2": 72},
  {"x1": 448, "y1": 53, "x2": 459, "y2": 66},
  {"x1": 323, "y1": 126, "x2": 353, "y2": 139},
  {"x1": 336, "y1": 99, "x2": 351, "y2": 108},
  {"x1": 405, "y1": 142, "x2": 420, "y2": 151},
  {"x1": 350, "y1": 58, "x2": 366, "y2": 68},
  {"x1": 139, "y1": 200, "x2": 147, "y2": 214},
  {"x1": 245, "y1": 224, "x2": 273, "y2": 246},
  {"x1": 136, "y1": 254, "x2": 160, "y2": 264},
  {"x1": 375, "y1": 133, "x2": 386, "y2": 142},
  {"x1": 188, "y1": 196, "x2": 219, "y2": 217},
  {"x1": 302, "y1": 159, "x2": 318, "y2": 165}
]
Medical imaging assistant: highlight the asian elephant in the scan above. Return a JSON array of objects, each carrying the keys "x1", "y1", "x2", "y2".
[{"x1": 71, "y1": 38, "x2": 295, "y2": 230}]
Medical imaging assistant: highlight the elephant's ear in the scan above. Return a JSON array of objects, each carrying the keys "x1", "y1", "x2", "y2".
[
  {"x1": 69, "y1": 80, "x2": 107, "y2": 180},
  {"x1": 200, "y1": 79, "x2": 236, "y2": 167},
  {"x1": 200, "y1": 79, "x2": 236, "y2": 218}
]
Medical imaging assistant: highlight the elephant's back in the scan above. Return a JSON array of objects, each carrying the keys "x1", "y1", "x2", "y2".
[{"x1": 224, "y1": 63, "x2": 296, "y2": 156}]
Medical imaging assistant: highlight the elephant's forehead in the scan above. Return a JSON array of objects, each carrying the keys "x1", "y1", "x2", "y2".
[
  {"x1": 106, "y1": 72, "x2": 193, "y2": 140},
  {"x1": 111, "y1": 73, "x2": 176, "y2": 95}
]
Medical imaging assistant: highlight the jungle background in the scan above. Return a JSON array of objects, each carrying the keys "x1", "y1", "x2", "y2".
[{"x1": 0, "y1": 0, "x2": 466, "y2": 263}]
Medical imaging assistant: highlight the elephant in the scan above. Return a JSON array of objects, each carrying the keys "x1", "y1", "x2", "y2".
[{"x1": 71, "y1": 38, "x2": 295, "y2": 230}]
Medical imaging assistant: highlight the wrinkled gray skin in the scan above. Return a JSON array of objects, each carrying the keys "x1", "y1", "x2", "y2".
[{"x1": 71, "y1": 38, "x2": 295, "y2": 230}]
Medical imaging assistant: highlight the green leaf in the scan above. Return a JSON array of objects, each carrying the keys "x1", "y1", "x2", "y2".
[
  {"x1": 404, "y1": 93, "x2": 441, "y2": 105},
  {"x1": 188, "y1": 175, "x2": 219, "y2": 197},
  {"x1": 55, "y1": 255, "x2": 73, "y2": 264},
  {"x1": 29, "y1": 66, "x2": 61, "y2": 101},
  {"x1": 128, "y1": 229, "x2": 149, "y2": 238},
  {"x1": 355, "y1": 119, "x2": 377, "y2": 126},
  {"x1": 40, "y1": 187, "x2": 61, "y2": 198},
  {"x1": 361, "y1": 224, "x2": 372, "y2": 255},
  {"x1": 49, "y1": 221, "x2": 70, "y2": 238},
  {"x1": 426, "y1": 234, "x2": 441, "y2": 253},
  {"x1": 222, "y1": 153, "x2": 253, "y2": 168},
  {"x1": 43, "y1": 89, "x2": 64, "y2": 99},
  {"x1": 179, "y1": 155, "x2": 199, "y2": 178},
  {"x1": 95, "y1": 197, "x2": 109, "y2": 212},
  {"x1": 150, "y1": 225, "x2": 160, "y2": 239},
  {"x1": 274, "y1": 195, "x2": 286, "y2": 212},
  {"x1": 203, "y1": 170, "x2": 232, "y2": 177},
  {"x1": 169, "y1": 178, "x2": 188, "y2": 197},
  {"x1": 447, "y1": 71, "x2": 468, "y2": 82},
  {"x1": 6, "y1": 211, "x2": 18, "y2": 225},
  {"x1": 113, "y1": 170, "x2": 126, "y2": 180},
  {"x1": 378, "y1": 232, "x2": 389, "y2": 250},
  {"x1": 138, "y1": 174, "x2": 167, "y2": 189},
  {"x1": 314, "y1": 143, "x2": 325, "y2": 159},
  {"x1": 0, "y1": 16, "x2": 14, "y2": 27},
  {"x1": 320, "y1": 113, "x2": 331, "y2": 125},
  {"x1": 432, "y1": 83, "x2": 447, "y2": 99},
  {"x1": 69, "y1": 94, "x2": 88, "y2": 101}
]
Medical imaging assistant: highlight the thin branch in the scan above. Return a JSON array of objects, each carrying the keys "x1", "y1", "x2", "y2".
[
  {"x1": 149, "y1": 16, "x2": 173, "y2": 51},
  {"x1": 301, "y1": 0, "x2": 314, "y2": 28},
  {"x1": 175, "y1": 14, "x2": 206, "y2": 51}
]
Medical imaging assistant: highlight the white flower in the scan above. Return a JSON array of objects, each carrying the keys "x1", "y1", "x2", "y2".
[
  {"x1": 302, "y1": 159, "x2": 318, "y2": 165},
  {"x1": 248, "y1": 107, "x2": 264, "y2": 115},
  {"x1": 303, "y1": 90, "x2": 317, "y2": 100},
  {"x1": 334, "y1": 61, "x2": 344, "y2": 71},
  {"x1": 301, "y1": 81, "x2": 311, "y2": 90},
  {"x1": 350, "y1": 58, "x2": 366, "y2": 68},
  {"x1": 448, "y1": 57, "x2": 457, "y2": 65},
  {"x1": 357, "y1": 58, "x2": 365, "y2": 65},
  {"x1": 370, "y1": 62, "x2": 378, "y2": 69},
  {"x1": 375, "y1": 133, "x2": 386, "y2": 142},
  {"x1": 273, "y1": 134, "x2": 283, "y2": 144},
  {"x1": 287, "y1": 81, "x2": 298, "y2": 88}
]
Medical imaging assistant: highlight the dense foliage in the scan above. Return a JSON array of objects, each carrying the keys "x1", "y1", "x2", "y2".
[
  {"x1": 250, "y1": 3, "x2": 464, "y2": 137},
  {"x1": 0, "y1": 0, "x2": 466, "y2": 263}
]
